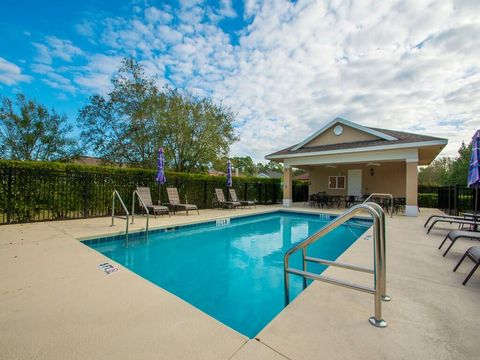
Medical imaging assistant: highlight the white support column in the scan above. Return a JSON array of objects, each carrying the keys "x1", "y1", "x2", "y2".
[
  {"x1": 405, "y1": 159, "x2": 419, "y2": 216},
  {"x1": 283, "y1": 165, "x2": 293, "y2": 207}
]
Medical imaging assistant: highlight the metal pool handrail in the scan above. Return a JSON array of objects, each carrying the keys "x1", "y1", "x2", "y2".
[
  {"x1": 283, "y1": 203, "x2": 390, "y2": 327},
  {"x1": 131, "y1": 190, "x2": 149, "y2": 236},
  {"x1": 363, "y1": 193, "x2": 393, "y2": 218},
  {"x1": 111, "y1": 190, "x2": 129, "y2": 244}
]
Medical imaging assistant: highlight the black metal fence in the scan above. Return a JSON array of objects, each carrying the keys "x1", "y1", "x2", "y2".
[
  {"x1": 437, "y1": 185, "x2": 479, "y2": 215},
  {"x1": 0, "y1": 166, "x2": 292, "y2": 225},
  {"x1": 0, "y1": 163, "x2": 313, "y2": 225}
]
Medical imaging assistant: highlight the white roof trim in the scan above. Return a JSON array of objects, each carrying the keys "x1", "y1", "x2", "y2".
[
  {"x1": 291, "y1": 117, "x2": 398, "y2": 151},
  {"x1": 266, "y1": 139, "x2": 448, "y2": 160}
]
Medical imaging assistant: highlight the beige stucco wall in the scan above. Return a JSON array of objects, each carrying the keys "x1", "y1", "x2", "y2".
[
  {"x1": 308, "y1": 162, "x2": 407, "y2": 197},
  {"x1": 406, "y1": 161, "x2": 418, "y2": 206},
  {"x1": 304, "y1": 124, "x2": 380, "y2": 147},
  {"x1": 283, "y1": 167, "x2": 292, "y2": 199}
]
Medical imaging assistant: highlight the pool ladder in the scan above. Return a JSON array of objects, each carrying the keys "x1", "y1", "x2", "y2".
[
  {"x1": 111, "y1": 190, "x2": 129, "y2": 244},
  {"x1": 363, "y1": 193, "x2": 393, "y2": 218},
  {"x1": 131, "y1": 189, "x2": 149, "y2": 241},
  {"x1": 284, "y1": 202, "x2": 390, "y2": 327}
]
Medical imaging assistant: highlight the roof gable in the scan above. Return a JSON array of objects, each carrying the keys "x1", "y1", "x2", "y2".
[{"x1": 292, "y1": 118, "x2": 397, "y2": 151}]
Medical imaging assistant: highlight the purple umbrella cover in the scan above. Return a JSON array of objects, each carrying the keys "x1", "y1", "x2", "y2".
[
  {"x1": 227, "y1": 160, "x2": 232, "y2": 188},
  {"x1": 156, "y1": 148, "x2": 166, "y2": 185}
]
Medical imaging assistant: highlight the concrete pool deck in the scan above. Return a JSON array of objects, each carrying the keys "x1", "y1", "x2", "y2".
[{"x1": 1, "y1": 206, "x2": 479, "y2": 359}]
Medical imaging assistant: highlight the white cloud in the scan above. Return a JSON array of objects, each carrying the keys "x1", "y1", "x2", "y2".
[
  {"x1": 73, "y1": 54, "x2": 123, "y2": 94},
  {"x1": 23, "y1": 0, "x2": 480, "y2": 161},
  {"x1": 33, "y1": 36, "x2": 83, "y2": 64},
  {"x1": 75, "y1": 20, "x2": 96, "y2": 38},
  {"x1": 0, "y1": 57, "x2": 31, "y2": 85},
  {"x1": 45, "y1": 36, "x2": 83, "y2": 62},
  {"x1": 218, "y1": 0, "x2": 237, "y2": 18},
  {"x1": 145, "y1": 6, "x2": 173, "y2": 23},
  {"x1": 31, "y1": 63, "x2": 54, "y2": 74}
]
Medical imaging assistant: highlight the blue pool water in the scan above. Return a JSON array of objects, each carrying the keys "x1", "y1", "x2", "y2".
[{"x1": 85, "y1": 211, "x2": 371, "y2": 338}]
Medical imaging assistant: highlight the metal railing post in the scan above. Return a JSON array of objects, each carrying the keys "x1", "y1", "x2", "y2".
[
  {"x1": 363, "y1": 193, "x2": 393, "y2": 218},
  {"x1": 283, "y1": 203, "x2": 388, "y2": 328},
  {"x1": 370, "y1": 214, "x2": 385, "y2": 327},
  {"x1": 365, "y1": 202, "x2": 390, "y2": 302},
  {"x1": 111, "y1": 190, "x2": 129, "y2": 244},
  {"x1": 131, "y1": 190, "x2": 150, "y2": 237},
  {"x1": 302, "y1": 247, "x2": 307, "y2": 289}
]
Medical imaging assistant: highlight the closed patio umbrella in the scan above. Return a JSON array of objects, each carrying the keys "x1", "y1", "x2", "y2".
[
  {"x1": 226, "y1": 160, "x2": 232, "y2": 188},
  {"x1": 468, "y1": 130, "x2": 480, "y2": 220},
  {"x1": 156, "y1": 147, "x2": 166, "y2": 204},
  {"x1": 226, "y1": 160, "x2": 232, "y2": 201},
  {"x1": 156, "y1": 147, "x2": 166, "y2": 185}
]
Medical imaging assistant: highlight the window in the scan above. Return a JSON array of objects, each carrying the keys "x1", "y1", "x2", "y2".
[{"x1": 328, "y1": 176, "x2": 346, "y2": 189}]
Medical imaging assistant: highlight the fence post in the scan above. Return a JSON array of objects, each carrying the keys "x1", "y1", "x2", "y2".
[
  {"x1": 203, "y1": 180, "x2": 207, "y2": 209},
  {"x1": 6, "y1": 168, "x2": 13, "y2": 224},
  {"x1": 83, "y1": 173, "x2": 89, "y2": 218},
  {"x1": 454, "y1": 184, "x2": 459, "y2": 216}
]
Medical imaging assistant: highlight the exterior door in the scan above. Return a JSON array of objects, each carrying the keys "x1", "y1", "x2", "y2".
[{"x1": 347, "y1": 169, "x2": 362, "y2": 196}]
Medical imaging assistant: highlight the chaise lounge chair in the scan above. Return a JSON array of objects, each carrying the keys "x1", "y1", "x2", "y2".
[
  {"x1": 136, "y1": 187, "x2": 170, "y2": 217},
  {"x1": 424, "y1": 213, "x2": 478, "y2": 228},
  {"x1": 214, "y1": 188, "x2": 240, "y2": 209},
  {"x1": 426, "y1": 218, "x2": 477, "y2": 234},
  {"x1": 453, "y1": 246, "x2": 480, "y2": 285},
  {"x1": 438, "y1": 230, "x2": 480, "y2": 256},
  {"x1": 166, "y1": 188, "x2": 199, "y2": 215},
  {"x1": 229, "y1": 188, "x2": 255, "y2": 208}
]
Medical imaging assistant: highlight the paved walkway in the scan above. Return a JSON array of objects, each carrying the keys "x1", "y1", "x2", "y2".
[{"x1": 1, "y1": 207, "x2": 478, "y2": 359}]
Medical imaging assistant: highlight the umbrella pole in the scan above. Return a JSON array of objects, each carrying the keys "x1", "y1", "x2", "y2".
[{"x1": 475, "y1": 187, "x2": 478, "y2": 222}]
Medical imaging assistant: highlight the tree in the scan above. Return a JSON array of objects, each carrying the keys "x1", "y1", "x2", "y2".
[
  {"x1": 78, "y1": 58, "x2": 237, "y2": 171},
  {"x1": 232, "y1": 156, "x2": 256, "y2": 176},
  {"x1": 0, "y1": 93, "x2": 77, "y2": 161},
  {"x1": 212, "y1": 156, "x2": 257, "y2": 175},
  {"x1": 153, "y1": 88, "x2": 237, "y2": 172},
  {"x1": 418, "y1": 157, "x2": 452, "y2": 186},
  {"x1": 256, "y1": 161, "x2": 283, "y2": 174},
  {"x1": 418, "y1": 141, "x2": 472, "y2": 186},
  {"x1": 78, "y1": 58, "x2": 160, "y2": 167},
  {"x1": 448, "y1": 142, "x2": 471, "y2": 185}
]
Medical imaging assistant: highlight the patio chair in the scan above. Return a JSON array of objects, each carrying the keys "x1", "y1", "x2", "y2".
[
  {"x1": 346, "y1": 195, "x2": 360, "y2": 208},
  {"x1": 426, "y1": 218, "x2": 478, "y2": 234},
  {"x1": 214, "y1": 188, "x2": 240, "y2": 209},
  {"x1": 229, "y1": 188, "x2": 255, "y2": 208},
  {"x1": 393, "y1": 197, "x2": 406, "y2": 214},
  {"x1": 453, "y1": 246, "x2": 480, "y2": 285},
  {"x1": 166, "y1": 188, "x2": 199, "y2": 215},
  {"x1": 317, "y1": 195, "x2": 328, "y2": 208},
  {"x1": 136, "y1": 187, "x2": 170, "y2": 217},
  {"x1": 438, "y1": 230, "x2": 480, "y2": 256},
  {"x1": 424, "y1": 214, "x2": 478, "y2": 228}
]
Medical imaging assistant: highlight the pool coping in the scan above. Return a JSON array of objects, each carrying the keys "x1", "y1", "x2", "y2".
[
  {"x1": 79, "y1": 208, "x2": 374, "y2": 339},
  {"x1": 77, "y1": 207, "x2": 372, "y2": 242},
  {"x1": 1, "y1": 206, "x2": 479, "y2": 359}
]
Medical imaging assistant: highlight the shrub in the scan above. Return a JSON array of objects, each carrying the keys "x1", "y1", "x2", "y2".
[
  {"x1": 418, "y1": 193, "x2": 438, "y2": 208},
  {"x1": 0, "y1": 160, "x2": 289, "y2": 224}
]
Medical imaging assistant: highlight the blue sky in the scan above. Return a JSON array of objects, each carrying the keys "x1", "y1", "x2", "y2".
[
  {"x1": 0, "y1": 0, "x2": 251, "y2": 124},
  {"x1": 0, "y1": 0, "x2": 479, "y2": 160}
]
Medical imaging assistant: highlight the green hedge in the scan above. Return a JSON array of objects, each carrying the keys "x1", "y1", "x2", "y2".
[
  {"x1": 418, "y1": 193, "x2": 438, "y2": 208},
  {"x1": 0, "y1": 160, "x2": 303, "y2": 224}
]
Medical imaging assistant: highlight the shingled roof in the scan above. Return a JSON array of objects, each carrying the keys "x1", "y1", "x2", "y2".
[{"x1": 266, "y1": 126, "x2": 446, "y2": 158}]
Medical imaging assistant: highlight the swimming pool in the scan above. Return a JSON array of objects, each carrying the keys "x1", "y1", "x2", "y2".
[{"x1": 84, "y1": 211, "x2": 371, "y2": 338}]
